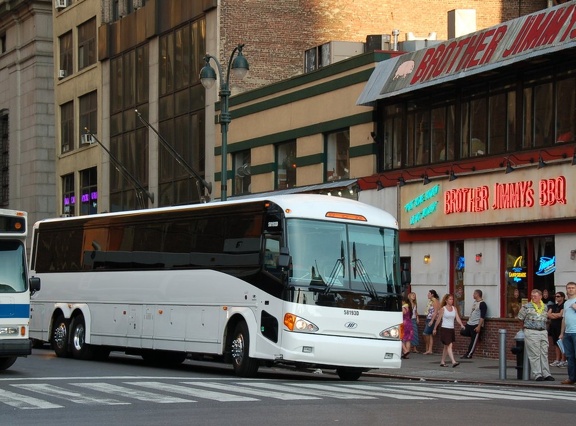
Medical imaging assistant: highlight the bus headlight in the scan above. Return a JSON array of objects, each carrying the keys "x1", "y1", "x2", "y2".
[
  {"x1": 0, "y1": 327, "x2": 19, "y2": 335},
  {"x1": 284, "y1": 313, "x2": 319, "y2": 332},
  {"x1": 379, "y1": 324, "x2": 401, "y2": 340}
]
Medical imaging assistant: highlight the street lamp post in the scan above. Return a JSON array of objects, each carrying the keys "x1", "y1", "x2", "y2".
[{"x1": 200, "y1": 44, "x2": 249, "y2": 201}]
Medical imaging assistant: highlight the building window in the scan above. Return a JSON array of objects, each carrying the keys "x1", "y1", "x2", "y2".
[
  {"x1": 1, "y1": 33, "x2": 6, "y2": 54},
  {"x1": 451, "y1": 241, "x2": 465, "y2": 318},
  {"x1": 78, "y1": 18, "x2": 96, "y2": 70},
  {"x1": 110, "y1": 44, "x2": 149, "y2": 211},
  {"x1": 233, "y1": 150, "x2": 251, "y2": 195},
  {"x1": 80, "y1": 167, "x2": 97, "y2": 215},
  {"x1": 276, "y1": 141, "x2": 296, "y2": 189},
  {"x1": 0, "y1": 110, "x2": 8, "y2": 206},
  {"x1": 61, "y1": 101, "x2": 74, "y2": 154},
  {"x1": 62, "y1": 173, "x2": 75, "y2": 216},
  {"x1": 325, "y1": 130, "x2": 350, "y2": 182},
  {"x1": 158, "y1": 18, "x2": 206, "y2": 206},
  {"x1": 59, "y1": 31, "x2": 73, "y2": 77},
  {"x1": 555, "y1": 76, "x2": 575, "y2": 143},
  {"x1": 79, "y1": 91, "x2": 97, "y2": 142}
]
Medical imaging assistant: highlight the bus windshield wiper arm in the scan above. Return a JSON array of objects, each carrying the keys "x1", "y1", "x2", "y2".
[
  {"x1": 323, "y1": 241, "x2": 345, "y2": 294},
  {"x1": 352, "y1": 242, "x2": 379, "y2": 301}
]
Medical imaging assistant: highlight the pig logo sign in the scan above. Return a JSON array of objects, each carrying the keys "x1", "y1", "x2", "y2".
[{"x1": 393, "y1": 60, "x2": 415, "y2": 80}]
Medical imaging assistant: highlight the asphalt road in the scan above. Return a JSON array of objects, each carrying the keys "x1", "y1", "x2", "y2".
[{"x1": 1, "y1": 348, "x2": 575, "y2": 425}]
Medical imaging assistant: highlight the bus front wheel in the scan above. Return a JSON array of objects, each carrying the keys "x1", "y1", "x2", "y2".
[
  {"x1": 51, "y1": 314, "x2": 71, "y2": 358},
  {"x1": 230, "y1": 322, "x2": 259, "y2": 377},
  {"x1": 0, "y1": 357, "x2": 17, "y2": 371},
  {"x1": 70, "y1": 315, "x2": 95, "y2": 360}
]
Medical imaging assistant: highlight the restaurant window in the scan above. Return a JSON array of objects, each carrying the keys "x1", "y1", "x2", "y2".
[
  {"x1": 383, "y1": 105, "x2": 403, "y2": 170},
  {"x1": 233, "y1": 150, "x2": 251, "y2": 195},
  {"x1": 326, "y1": 129, "x2": 350, "y2": 181},
  {"x1": 62, "y1": 173, "x2": 75, "y2": 216},
  {"x1": 503, "y1": 237, "x2": 556, "y2": 318},
  {"x1": 489, "y1": 90, "x2": 516, "y2": 154},
  {"x1": 451, "y1": 241, "x2": 465, "y2": 317},
  {"x1": 61, "y1": 101, "x2": 74, "y2": 154},
  {"x1": 276, "y1": 141, "x2": 296, "y2": 189},
  {"x1": 523, "y1": 81, "x2": 554, "y2": 148},
  {"x1": 78, "y1": 18, "x2": 96, "y2": 70},
  {"x1": 555, "y1": 76, "x2": 575, "y2": 143},
  {"x1": 59, "y1": 31, "x2": 73, "y2": 77},
  {"x1": 462, "y1": 95, "x2": 487, "y2": 158},
  {"x1": 433, "y1": 104, "x2": 455, "y2": 162},
  {"x1": 80, "y1": 167, "x2": 97, "y2": 215}
]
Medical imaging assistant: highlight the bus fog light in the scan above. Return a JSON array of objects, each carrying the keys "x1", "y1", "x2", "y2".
[
  {"x1": 302, "y1": 346, "x2": 313, "y2": 353},
  {"x1": 384, "y1": 353, "x2": 394, "y2": 359}
]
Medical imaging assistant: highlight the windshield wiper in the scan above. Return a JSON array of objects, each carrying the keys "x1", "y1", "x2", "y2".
[
  {"x1": 352, "y1": 242, "x2": 379, "y2": 301},
  {"x1": 323, "y1": 241, "x2": 346, "y2": 294}
]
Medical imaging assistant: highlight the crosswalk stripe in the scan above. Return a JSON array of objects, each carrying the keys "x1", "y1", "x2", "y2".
[
  {"x1": 128, "y1": 381, "x2": 259, "y2": 402},
  {"x1": 182, "y1": 381, "x2": 319, "y2": 400},
  {"x1": 298, "y1": 383, "x2": 432, "y2": 400},
  {"x1": 71, "y1": 382, "x2": 192, "y2": 404},
  {"x1": 12, "y1": 384, "x2": 129, "y2": 406},
  {"x1": 457, "y1": 386, "x2": 576, "y2": 401},
  {"x1": 278, "y1": 382, "x2": 427, "y2": 400},
  {"x1": 437, "y1": 385, "x2": 550, "y2": 401},
  {"x1": 236, "y1": 382, "x2": 377, "y2": 399},
  {"x1": 0, "y1": 388, "x2": 62, "y2": 410},
  {"x1": 343, "y1": 384, "x2": 482, "y2": 400}
]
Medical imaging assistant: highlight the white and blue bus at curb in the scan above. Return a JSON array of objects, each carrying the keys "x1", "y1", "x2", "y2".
[
  {"x1": 0, "y1": 209, "x2": 40, "y2": 371},
  {"x1": 28, "y1": 194, "x2": 402, "y2": 380}
]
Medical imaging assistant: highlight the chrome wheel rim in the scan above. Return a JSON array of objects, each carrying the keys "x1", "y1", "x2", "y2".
[
  {"x1": 53, "y1": 323, "x2": 67, "y2": 349},
  {"x1": 231, "y1": 333, "x2": 245, "y2": 365}
]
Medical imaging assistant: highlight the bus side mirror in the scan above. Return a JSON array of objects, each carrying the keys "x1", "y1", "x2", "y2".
[
  {"x1": 278, "y1": 247, "x2": 291, "y2": 268},
  {"x1": 29, "y1": 276, "x2": 41, "y2": 295}
]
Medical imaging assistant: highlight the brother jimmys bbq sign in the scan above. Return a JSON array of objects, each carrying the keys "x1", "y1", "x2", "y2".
[{"x1": 357, "y1": 2, "x2": 576, "y2": 104}]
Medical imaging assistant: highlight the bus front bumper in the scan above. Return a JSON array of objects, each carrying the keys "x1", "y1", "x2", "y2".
[
  {"x1": 0, "y1": 339, "x2": 32, "y2": 357},
  {"x1": 280, "y1": 330, "x2": 401, "y2": 369}
]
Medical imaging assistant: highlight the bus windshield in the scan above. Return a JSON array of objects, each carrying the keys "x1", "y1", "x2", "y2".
[
  {"x1": 287, "y1": 219, "x2": 401, "y2": 298},
  {"x1": 0, "y1": 241, "x2": 26, "y2": 293}
]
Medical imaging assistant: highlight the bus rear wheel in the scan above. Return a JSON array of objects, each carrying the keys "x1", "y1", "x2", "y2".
[
  {"x1": 336, "y1": 368, "x2": 363, "y2": 381},
  {"x1": 51, "y1": 314, "x2": 71, "y2": 358},
  {"x1": 230, "y1": 322, "x2": 259, "y2": 377},
  {"x1": 0, "y1": 357, "x2": 17, "y2": 371},
  {"x1": 70, "y1": 315, "x2": 95, "y2": 360}
]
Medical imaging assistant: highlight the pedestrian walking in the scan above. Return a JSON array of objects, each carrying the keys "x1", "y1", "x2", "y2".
[
  {"x1": 433, "y1": 293, "x2": 465, "y2": 367},
  {"x1": 460, "y1": 289, "x2": 487, "y2": 359},
  {"x1": 401, "y1": 296, "x2": 413, "y2": 359},
  {"x1": 559, "y1": 281, "x2": 576, "y2": 385},
  {"x1": 422, "y1": 290, "x2": 440, "y2": 355},
  {"x1": 408, "y1": 292, "x2": 420, "y2": 353},
  {"x1": 517, "y1": 289, "x2": 554, "y2": 381}
]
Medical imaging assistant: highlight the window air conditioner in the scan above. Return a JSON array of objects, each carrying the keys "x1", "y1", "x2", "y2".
[
  {"x1": 58, "y1": 70, "x2": 67, "y2": 79},
  {"x1": 81, "y1": 134, "x2": 94, "y2": 145},
  {"x1": 55, "y1": 0, "x2": 67, "y2": 10}
]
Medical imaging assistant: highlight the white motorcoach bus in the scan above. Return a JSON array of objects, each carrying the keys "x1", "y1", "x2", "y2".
[
  {"x1": 0, "y1": 209, "x2": 40, "y2": 370},
  {"x1": 29, "y1": 194, "x2": 402, "y2": 380}
]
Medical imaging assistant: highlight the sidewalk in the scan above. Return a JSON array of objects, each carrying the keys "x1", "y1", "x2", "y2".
[{"x1": 369, "y1": 352, "x2": 576, "y2": 390}]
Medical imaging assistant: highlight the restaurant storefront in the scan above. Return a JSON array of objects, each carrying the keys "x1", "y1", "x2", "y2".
[{"x1": 357, "y1": 2, "x2": 576, "y2": 356}]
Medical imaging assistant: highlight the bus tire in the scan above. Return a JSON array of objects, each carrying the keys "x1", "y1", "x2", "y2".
[
  {"x1": 70, "y1": 315, "x2": 95, "y2": 360},
  {"x1": 0, "y1": 357, "x2": 17, "y2": 371},
  {"x1": 336, "y1": 368, "x2": 363, "y2": 381},
  {"x1": 230, "y1": 322, "x2": 259, "y2": 377},
  {"x1": 51, "y1": 314, "x2": 71, "y2": 358}
]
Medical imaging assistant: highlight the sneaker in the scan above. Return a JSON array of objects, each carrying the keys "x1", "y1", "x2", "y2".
[
  {"x1": 559, "y1": 361, "x2": 568, "y2": 368},
  {"x1": 535, "y1": 376, "x2": 544, "y2": 381},
  {"x1": 550, "y1": 360, "x2": 560, "y2": 367},
  {"x1": 544, "y1": 376, "x2": 555, "y2": 381}
]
